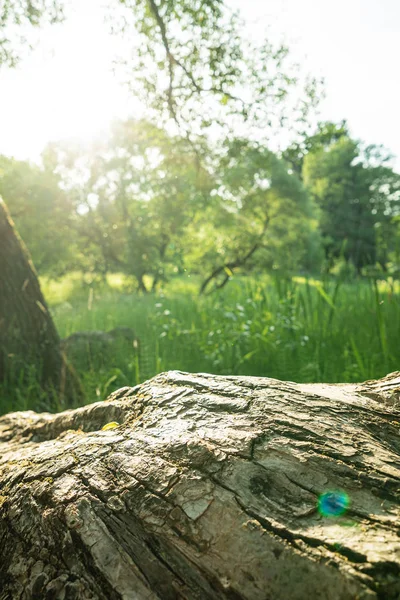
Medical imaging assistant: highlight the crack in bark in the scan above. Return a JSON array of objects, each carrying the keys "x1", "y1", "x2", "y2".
[
  {"x1": 1, "y1": 371, "x2": 400, "y2": 599},
  {"x1": 236, "y1": 498, "x2": 369, "y2": 564}
]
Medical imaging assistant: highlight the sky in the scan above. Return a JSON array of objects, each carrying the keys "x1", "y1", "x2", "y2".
[{"x1": 0, "y1": 0, "x2": 399, "y2": 170}]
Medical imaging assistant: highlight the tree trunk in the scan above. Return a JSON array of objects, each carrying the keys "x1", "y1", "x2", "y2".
[
  {"x1": 0, "y1": 199, "x2": 83, "y2": 408},
  {"x1": 0, "y1": 370, "x2": 399, "y2": 599}
]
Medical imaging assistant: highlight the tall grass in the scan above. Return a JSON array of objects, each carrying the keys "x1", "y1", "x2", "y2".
[{"x1": 1, "y1": 273, "x2": 399, "y2": 413}]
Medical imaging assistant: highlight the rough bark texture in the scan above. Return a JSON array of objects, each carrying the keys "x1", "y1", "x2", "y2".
[
  {"x1": 0, "y1": 199, "x2": 82, "y2": 407},
  {"x1": 0, "y1": 370, "x2": 399, "y2": 600}
]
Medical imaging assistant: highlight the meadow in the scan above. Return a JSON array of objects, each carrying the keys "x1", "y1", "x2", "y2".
[
  {"x1": 6, "y1": 271, "x2": 400, "y2": 414},
  {"x1": 1, "y1": 272, "x2": 399, "y2": 414}
]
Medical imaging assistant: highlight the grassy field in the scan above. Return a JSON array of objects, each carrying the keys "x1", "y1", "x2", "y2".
[{"x1": 1, "y1": 273, "x2": 399, "y2": 413}]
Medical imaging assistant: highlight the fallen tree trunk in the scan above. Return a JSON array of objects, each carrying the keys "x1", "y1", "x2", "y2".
[{"x1": 0, "y1": 371, "x2": 399, "y2": 600}]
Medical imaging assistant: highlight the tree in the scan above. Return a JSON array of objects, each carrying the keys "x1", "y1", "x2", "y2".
[
  {"x1": 0, "y1": 155, "x2": 77, "y2": 276},
  {"x1": 43, "y1": 121, "x2": 322, "y2": 293},
  {"x1": 0, "y1": 2, "x2": 83, "y2": 408},
  {"x1": 303, "y1": 135, "x2": 400, "y2": 273},
  {"x1": 45, "y1": 120, "x2": 214, "y2": 291},
  {"x1": 191, "y1": 138, "x2": 320, "y2": 294},
  {"x1": 283, "y1": 120, "x2": 349, "y2": 177},
  {"x1": 0, "y1": 199, "x2": 82, "y2": 407},
  {"x1": 113, "y1": 0, "x2": 321, "y2": 142},
  {"x1": 361, "y1": 148, "x2": 400, "y2": 272},
  {"x1": 0, "y1": 370, "x2": 399, "y2": 598}
]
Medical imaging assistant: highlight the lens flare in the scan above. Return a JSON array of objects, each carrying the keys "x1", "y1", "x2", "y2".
[{"x1": 318, "y1": 491, "x2": 350, "y2": 517}]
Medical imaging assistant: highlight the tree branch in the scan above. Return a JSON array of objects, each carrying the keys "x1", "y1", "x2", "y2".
[
  {"x1": 199, "y1": 215, "x2": 270, "y2": 295},
  {"x1": 146, "y1": 0, "x2": 246, "y2": 122}
]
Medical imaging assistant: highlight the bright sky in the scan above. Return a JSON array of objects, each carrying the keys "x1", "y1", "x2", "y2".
[{"x1": 0, "y1": 0, "x2": 399, "y2": 170}]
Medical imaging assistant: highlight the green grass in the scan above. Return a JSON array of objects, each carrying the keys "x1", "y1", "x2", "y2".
[{"x1": 1, "y1": 272, "x2": 400, "y2": 413}]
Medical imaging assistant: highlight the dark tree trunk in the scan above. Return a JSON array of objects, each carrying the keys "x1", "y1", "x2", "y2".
[
  {"x1": 0, "y1": 369, "x2": 399, "y2": 599},
  {"x1": 0, "y1": 199, "x2": 83, "y2": 407},
  {"x1": 137, "y1": 274, "x2": 149, "y2": 294}
]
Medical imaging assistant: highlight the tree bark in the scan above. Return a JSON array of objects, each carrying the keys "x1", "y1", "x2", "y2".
[
  {"x1": 0, "y1": 199, "x2": 83, "y2": 408},
  {"x1": 0, "y1": 370, "x2": 399, "y2": 599}
]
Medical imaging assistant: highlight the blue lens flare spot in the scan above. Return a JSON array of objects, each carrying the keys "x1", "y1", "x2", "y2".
[{"x1": 318, "y1": 491, "x2": 350, "y2": 517}]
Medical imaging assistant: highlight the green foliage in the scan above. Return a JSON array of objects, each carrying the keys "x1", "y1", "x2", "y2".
[
  {"x1": 36, "y1": 121, "x2": 323, "y2": 292},
  {"x1": 0, "y1": 155, "x2": 77, "y2": 275},
  {"x1": 2, "y1": 118, "x2": 398, "y2": 291},
  {"x1": 43, "y1": 120, "x2": 214, "y2": 289},
  {"x1": 303, "y1": 133, "x2": 400, "y2": 273},
  {"x1": 283, "y1": 120, "x2": 349, "y2": 176},
  {"x1": 188, "y1": 138, "x2": 322, "y2": 292},
  {"x1": 112, "y1": 0, "x2": 321, "y2": 138}
]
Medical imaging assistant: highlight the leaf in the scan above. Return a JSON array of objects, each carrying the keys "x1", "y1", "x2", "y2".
[
  {"x1": 103, "y1": 374, "x2": 118, "y2": 393},
  {"x1": 315, "y1": 284, "x2": 335, "y2": 310},
  {"x1": 242, "y1": 349, "x2": 257, "y2": 361},
  {"x1": 224, "y1": 266, "x2": 233, "y2": 277},
  {"x1": 101, "y1": 422, "x2": 120, "y2": 431}
]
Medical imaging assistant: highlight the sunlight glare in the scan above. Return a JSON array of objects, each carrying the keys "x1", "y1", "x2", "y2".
[{"x1": 0, "y1": 0, "x2": 137, "y2": 161}]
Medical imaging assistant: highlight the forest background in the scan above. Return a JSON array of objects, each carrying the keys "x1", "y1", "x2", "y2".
[{"x1": 0, "y1": 0, "x2": 399, "y2": 412}]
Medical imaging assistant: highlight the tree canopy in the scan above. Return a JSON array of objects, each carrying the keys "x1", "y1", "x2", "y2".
[
  {"x1": 0, "y1": 4, "x2": 399, "y2": 288},
  {"x1": 303, "y1": 134, "x2": 400, "y2": 274}
]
